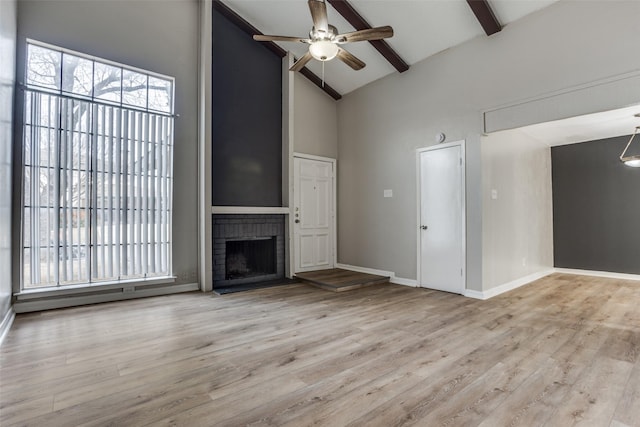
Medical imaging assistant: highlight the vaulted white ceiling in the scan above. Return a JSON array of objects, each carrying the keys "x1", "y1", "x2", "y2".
[
  {"x1": 518, "y1": 104, "x2": 640, "y2": 147},
  {"x1": 222, "y1": 0, "x2": 559, "y2": 95}
]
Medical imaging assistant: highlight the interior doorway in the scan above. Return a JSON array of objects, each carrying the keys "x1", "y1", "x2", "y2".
[
  {"x1": 292, "y1": 154, "x2": 336, "y2": 273},
  {"x1": 417, "y1": 141, "x2": 466, "y2": 294}
]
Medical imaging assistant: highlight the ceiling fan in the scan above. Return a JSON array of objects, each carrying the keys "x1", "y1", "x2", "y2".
[{"x1": 253, "y1": 0, "x2": 394, "y2": 72}]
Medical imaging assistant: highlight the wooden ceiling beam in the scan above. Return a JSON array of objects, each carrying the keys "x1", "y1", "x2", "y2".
[
  {"x1": 326, "y1": 0, "x2": 409, "y2": 73},
  {"x1": 466, "y1": 0, "x2": 502, "y2": 36},
  {"x1": 213, "y1": 0, "x2": 342, "y2": 100}
]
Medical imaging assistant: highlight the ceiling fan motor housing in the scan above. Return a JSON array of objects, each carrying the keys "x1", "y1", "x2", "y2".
[{"x1": 310, "y1": 24, "x2": 338, "y2": 42}]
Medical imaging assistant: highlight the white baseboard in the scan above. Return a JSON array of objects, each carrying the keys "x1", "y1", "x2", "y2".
[
  {"x1": 336, "y1": 264, "x2": 639, "y2": 301},
  {"x1": 465, "y1": 267, "x2": 639, "y2": 300},
  {"x1": 463, "y1": 289, "x2": 485, "y2": 300},
  {"x1": 464, "y1": 269, "x2": 555, "y2": 300},
  {"x1": 554, "y1": 268, "x2": 640, "y2": 281},
  {"x1": 336, "y1": 263, "x2": 394, "y2": 278},
  {"x1": 390, "y1": 276, "x2": 419, "y2": 287},
  {"x1": 13, "y1": 283, "x2": 199, "y2": 313},
  {"x1": 336, "y1": 263, "x2": 419, "y2": 288},
  {"x1": 0, "y1": 307, "x2": 16, "y2": 347}
]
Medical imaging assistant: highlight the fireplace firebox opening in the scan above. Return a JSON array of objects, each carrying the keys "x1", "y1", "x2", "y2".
[{"x1": 225, "y1": 237, "x2": 277, "y2": 280}]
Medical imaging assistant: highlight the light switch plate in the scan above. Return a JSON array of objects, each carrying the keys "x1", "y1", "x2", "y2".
[
  {"x1": 384, "y1": 189, "x2": 393, "y2": 198},
  {"x1": 491, "y1": 189, "x2": 498, "y2": 200}
]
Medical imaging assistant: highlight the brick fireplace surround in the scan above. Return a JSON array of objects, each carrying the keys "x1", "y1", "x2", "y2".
[{"x1": 212, "y1": 214, "x2": 285, "y2": 288}]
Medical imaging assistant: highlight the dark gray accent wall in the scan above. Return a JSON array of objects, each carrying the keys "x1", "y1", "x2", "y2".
[
  {"x1": 552, "y1": 135, "x2": 640, "y2": 274},
  {"x1": 212, "y1": 8, "x2": 282, "y2": 207}
]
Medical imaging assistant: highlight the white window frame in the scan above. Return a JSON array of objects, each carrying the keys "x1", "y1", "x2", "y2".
[{"x1": 19, "y1": 40, "x2": 176, "y2": 292}]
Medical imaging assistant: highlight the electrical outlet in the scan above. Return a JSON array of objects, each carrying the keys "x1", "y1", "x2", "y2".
[
  {"x1": 491, "y1": 189, "x2": 498, "y2": 200},
  {"x1": 384, "y1": 189, "x2": 393, "y2": 198},
  {"x1": 522, "y1": 257, "x2": 527, "y2": 267}
]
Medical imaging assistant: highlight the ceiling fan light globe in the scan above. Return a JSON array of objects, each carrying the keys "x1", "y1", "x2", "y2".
[
  {"x1": 622, "y1": 156, "x2": 640, "y2": 167},
  {"x1": 309, "y1": 40, "x2": 338, "y2": 61}
]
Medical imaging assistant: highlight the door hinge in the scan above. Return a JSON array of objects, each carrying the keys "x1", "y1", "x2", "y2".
[
  {"x1": 460, "y1": 158, "x2": 462, "y2": 166},
  {"x1": 461, "y1": 268, "x2": 463, "y2": 276}
]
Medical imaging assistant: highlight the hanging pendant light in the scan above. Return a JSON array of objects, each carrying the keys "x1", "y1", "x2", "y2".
[{"x1": 620, "y1": 125, "x2": 640, "y2": 168}]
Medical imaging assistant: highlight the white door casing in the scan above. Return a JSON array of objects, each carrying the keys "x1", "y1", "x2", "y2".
[
  {"x1": 293, "y1": 155, "x2": 335, "y2": 273},
  {"x1": 417, "y1": 141, "x2": 466, "y2": 294}
]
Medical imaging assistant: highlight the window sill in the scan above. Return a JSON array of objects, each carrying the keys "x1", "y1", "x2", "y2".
[{"x1": 14, "y1": 276, "x2": 177, "y2": 300}]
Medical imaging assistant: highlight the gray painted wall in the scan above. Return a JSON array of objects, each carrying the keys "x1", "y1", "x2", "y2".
[
  {"x1": 0, "y1": 0, "x2": 17, "y2": 323},
  {"x1": 482, "y1": 130, "x2": 553, "y2": 289},
  {"x1": 293, "y1": 73, "x2": 338, "y2": 159},
  {"x1": 337, "y1": 1, "x2": 640, "y2": 290},
  {"x1": 17, "y1": 0, "x2": 200, "y2": 285},
  {"x1": 552, "y1": 136, "x2": 640, "y2": 274}
]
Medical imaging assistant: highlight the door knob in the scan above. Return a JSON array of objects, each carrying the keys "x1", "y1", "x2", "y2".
[
  {"x1": 295, "y1": 219, "x2": 300, "y2": 224},
  {"x1": 421, "y1": 225, "x2": 428, "y2": 230}
]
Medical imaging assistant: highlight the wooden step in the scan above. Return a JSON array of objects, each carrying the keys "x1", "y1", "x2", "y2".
[{"x1": 295, "y1": 268, "x2": 389, "y2": 292}]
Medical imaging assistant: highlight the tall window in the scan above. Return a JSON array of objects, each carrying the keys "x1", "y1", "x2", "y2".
[{"x1": 21, "y1": 41, "x2": 174, "y2": 290}]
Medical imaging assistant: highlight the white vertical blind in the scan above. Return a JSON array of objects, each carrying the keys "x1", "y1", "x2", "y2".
[{"x1": 22, "y1": 89, "x2": 174, "y2": 289}]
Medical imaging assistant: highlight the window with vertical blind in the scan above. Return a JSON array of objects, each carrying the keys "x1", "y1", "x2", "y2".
[{"x1": 21, "y1": 41, "x2": 174, "y2": 290}]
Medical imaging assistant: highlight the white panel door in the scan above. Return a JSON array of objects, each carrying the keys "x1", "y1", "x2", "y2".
[
  {"x1": 419, "y1": 143, "x2": 465, "y2": 294},
  {"x1": 294, "y1": 157, "x2": 334, "y2": 272}
]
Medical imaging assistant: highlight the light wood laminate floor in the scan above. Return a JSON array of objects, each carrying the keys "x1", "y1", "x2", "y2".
[{"x1": 1, "y1": 273, "x2": 639, "y2": 426}]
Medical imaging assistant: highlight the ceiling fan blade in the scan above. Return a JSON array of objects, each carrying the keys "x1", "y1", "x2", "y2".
[
  {"x1": 337, "y1": 48, "x2": 365, "y2": 70},
  {"x1": 290, "y1": 52, "x2": 314, "y2": 72},
  {"x1": 335, "y1": 26, "x2": 394, "y2": 43},
  {"x1": 308, "y1": 0, "x2": 329, "y2": 33},
  {"x1": 253, "y1": 34, "x2": 310, "y2": 43}
]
